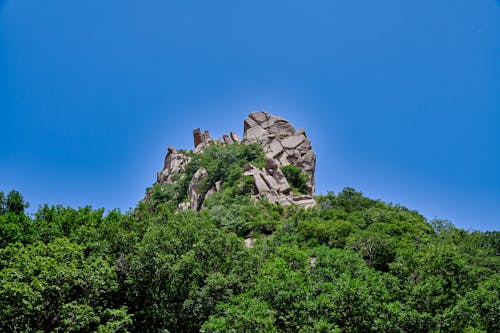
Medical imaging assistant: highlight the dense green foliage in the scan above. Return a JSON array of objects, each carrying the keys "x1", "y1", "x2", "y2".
[
  {"x1": 147, "y1": 143, "x2": 265, "y2": 212},
  {"x1": 1, "y1": 144, "x2": 498, "y2": 332},
  {"x1": 280, "y1": 165, "x2": 309, "y2": 194}
]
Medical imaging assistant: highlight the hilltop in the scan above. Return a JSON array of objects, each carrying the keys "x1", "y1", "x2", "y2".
[
  {"x1": 152, "y1": 112, "x2": 316, "y2": 211},
  {"x1": 0, "y1": 112, "x2": 498, "y2": 332}
]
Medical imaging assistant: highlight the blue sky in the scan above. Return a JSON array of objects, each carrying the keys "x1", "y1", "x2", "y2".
[{"x1": 1, "y1": 0, "x2": 499, "y2": 230}]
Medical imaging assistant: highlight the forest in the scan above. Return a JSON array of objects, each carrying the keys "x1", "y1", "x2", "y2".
[{"x1": 1, "y1": 143, "x2": 498, "y2": 332}]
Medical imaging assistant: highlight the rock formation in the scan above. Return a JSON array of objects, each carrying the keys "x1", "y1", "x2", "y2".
[
  {"x1": 156, "y1": 111, "x2": 317, "y2": 210},
  {"x1": 157, "y1": 146, "x2": 191, "y2": 183},
  {"x1": 193, "y1": 128, "x2": 241, "y2": 152},
  {"x1": 242, "y1": 112, "x2": 316, "y2": 195}
]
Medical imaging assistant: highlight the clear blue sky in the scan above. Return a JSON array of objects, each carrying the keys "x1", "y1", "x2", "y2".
[{"x1": 1, "y1": 1, "x2": 499, "y2": 230}]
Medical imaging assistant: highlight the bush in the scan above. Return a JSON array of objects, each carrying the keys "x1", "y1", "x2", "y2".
[
  {"x1": 280, "y1": 165, "x2": 309, "y2": 194},
  {"x1": 298, "y1": 218, "x2": 353, "y2": 248}
]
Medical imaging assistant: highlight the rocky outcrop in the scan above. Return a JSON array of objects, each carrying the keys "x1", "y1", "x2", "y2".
[
  {"x1": 156, "y1": 111, "x2": 317, "y2": 210},
  {"x1": 242, "y1": 112, "x2": 316, "y2": 195},
  {"x1": 157, "y1": 146, "x2": 191, "y2": 183},
  {"x1": 188, "y1": 167, "x2": 209, "y2": 210},
  {"x1": 242, "y1": 158, "x2": 315, "y2": 208},
  {"x1": 193, "y1": 128, "x2": 241, "y2": 152}
]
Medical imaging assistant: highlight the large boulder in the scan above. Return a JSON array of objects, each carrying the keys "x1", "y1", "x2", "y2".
[
  {"x1": 157, "y1": 146, "x2": 191, "y2": 183},
  {"x1": 188, "y1": 167, "x2": 209, "y2": 210}
]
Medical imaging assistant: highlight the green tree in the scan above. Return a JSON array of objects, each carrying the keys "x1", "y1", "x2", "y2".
[
  {"x1": 0, "y1": 238, "x2": 130, "y2": 332},
  {"x1": 280, "y1": 165, "x2": 309, "y2": 194},
  {"x1": 201, "y1": 295, "x2": 277, "y2": 332}
]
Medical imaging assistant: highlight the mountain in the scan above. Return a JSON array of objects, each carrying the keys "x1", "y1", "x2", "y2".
[{"x1": 0, "y1": 112, "x2": 498, "y2": 332}]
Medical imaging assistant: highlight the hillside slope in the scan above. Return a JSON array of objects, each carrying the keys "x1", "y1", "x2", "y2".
[{"x1": 0, "y1": 113, "x2": 498, "y2": 332}]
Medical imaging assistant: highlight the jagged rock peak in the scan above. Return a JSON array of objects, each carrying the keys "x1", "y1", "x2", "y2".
[
  {"x1": 192, "y1": 128, "x2": 240, "y2": 152},
  {"x1": 156, "y1": 111, "x2": 317, "y2": 210},
  {"x1": 243, "y1": 112, "x2": 316, "y2": 195}
]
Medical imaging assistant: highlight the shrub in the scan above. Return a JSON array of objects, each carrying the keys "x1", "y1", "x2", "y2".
[{"x1": 280, "y1": 165, "x2": 309, "y2": 194}]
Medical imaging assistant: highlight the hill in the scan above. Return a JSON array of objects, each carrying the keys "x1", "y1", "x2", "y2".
[{"x1": 0, "y1": 113, "x2": 498, "y2": 332}]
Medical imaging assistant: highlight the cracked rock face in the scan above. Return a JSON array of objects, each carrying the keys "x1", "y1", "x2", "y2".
[
  {"x1": 243, "y1": 112, "x2": 316, "y2": 195},
  {"x1": 157, "y1": 146, "x2": 191, "y2": 183},
  {"x1": 155, "y1": 111, "x2": 317, "y2": 210}
]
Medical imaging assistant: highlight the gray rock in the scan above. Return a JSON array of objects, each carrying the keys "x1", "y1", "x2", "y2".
[
  {"x1": 254, "y1": 173, "x2": 270, "y2": 193},
  {"x1": 266, "y1": 140, "x2": 284, "y2": 158},
  {"x1": 188, "y1": 167, "x2": 209, "y2": 210},
  {"x1": 292, "y1": 194, "x2": 316, "y2": 209},
  {"x1": 243, "y1": 163, "x2": 257, "y2": 172},
  {"x1": 204, "y1": 130, "x2": 211, "y2": 142},
  {"x1": 268, "y1": 120, "x2": 295, "y2": 136},
  {"x1": 244, "y1": 125, "x2": 267, "y2": 143},
  {"x1": 244, "y1": 117, "x2": 259, "y2": 131},
  {"x1": 278, "y1": 152, "x2": 290, "y2": 166},
  {"x1": 244, "y1": 238, "x2": 256, "y2": 248},
  {"x1": 178, "y1": 201, "x2": 191, "y2": 211},
  {"x1": 230, "y1": 132, "x2": 241, "y2": 142},
  {"x1": 249, "y1": 111, "x2": 269, "y2": 124},
  {"x1": 278, "y1": 196, "x2": 294, "y2": 206},
  {"x1": 281, "y1": 134, "x2": 306, "y2": 149},
  {"x1": 259, "y1": 189, "x2": 280, "y2": 204},
  {"x1": 158, "y1": 149, "x2": 191, "y2": 183},
  {"x1": 265, "y1": 158, "x2": 280, "y2": 170},
  {"x1": 262, "y1": 173, "x2": 279, "y2": 189},
  {"x1": 296, "y1": 199, "x2": 316, "y2": 209},
  {"x1": 223, "y1": 134, "x2": 233, "y2": 144}
]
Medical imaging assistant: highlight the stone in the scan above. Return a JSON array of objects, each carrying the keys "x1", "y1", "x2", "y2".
[
  {"x1": 257, "y1": 189, "x2": 280, "y2": 204},
  {"x1": 281, "y1": 134, "x2": 306, "y2": 149},
  {"x1": 309, "y1": 257, "x2": 317, "y2": 266},
  {"x1": 253, "y1": 173, "x2": 270, "y2": 193},
  {"x1": 244, "y1": 125, "x2": 267, "y2": 142},
  {"x1": 268, "y1": 120, "x2": 295, "y2": 136},
  {"x1": 296, "y1": 139, "x2": 311, "y2": 153},
  {"x1": 244, "y1": 163, "x2": 257, "y2": 172},
  {"x1": 203, "y1": 187, "x2": 216, "y2": 206},
  {"x1": 278, "y1": 152, "x2": 290, "y2": 166},
  {"x1": 295, "y1": 128, "x2": 305, "y2": 136},
  {"x1": 292, "y1": 194, "x2": 313, "y2": 201},
  {"x1": 223, "y1": 134, "x2": 233, "y2": 144},
  {"x1": 158, "y1": 149, "x2": 191, "y2": 183},
  {"x1": 244, "y1": 238, "x2": 256, "y2": 248},
  {"x1": 215, "y1": 180, "x2": 222, "y2": 191},
  {"x1": 262, "y1": 117, "x2": 277, "y2": 129},
  {"x1": 230, "y1": 132, "x2": 241, "y2": 142},
  {"x1": 244, "y1": 117, "x2": 259, "y2": 131},
  {"x1": 188, "y1": 167, "x2": 209, "y2": 210},
  {"x1": 267, "y1": 140, "x2": 283, "y2": 158},
  {"x1": 278, "y1": 196, "x2": 294, "y2": 206},
  {"x1": 262, "y1": 173, "x2": 279, "y2": 189},
  {"x1": 249, "y1": 111, "x2": 269, "y2": 124},
  {"x1": 178, "y1": 201, "x2": 191, "y2": 211},
  {"x1": 265, "y1": 158, "x2": 280, "y2": 170},
  {"x1": 296, "y1": 199, "x2": 316, "y2": 209},
  {"x1": 292, "y1": 194, "x2": 316, "y2": 209},
  {"x1": 276, "y1": 181, "x2": 291, "y2": 195},
  {"x1": 193, "y1": 128, "x2": 204, "y2": 148},
  {"x1": 204, "y1": 130, "x2": 211, "y2": 142}
]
